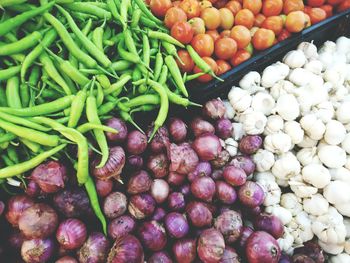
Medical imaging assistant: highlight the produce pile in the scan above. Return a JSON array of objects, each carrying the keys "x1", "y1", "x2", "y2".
[{"x1": 148, "y1": 0, "x2": 350, "y2": 82}]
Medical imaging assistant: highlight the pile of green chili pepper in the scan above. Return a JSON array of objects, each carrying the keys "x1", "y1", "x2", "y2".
[{"x1": 0, "y1": 0, "x2": 212, "y2": 233}]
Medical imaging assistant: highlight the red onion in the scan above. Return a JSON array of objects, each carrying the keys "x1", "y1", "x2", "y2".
[
  {"x1": 107, "y1": 234, "x2": 144, "y2": 263},
  {"x1": 173, "y1": 238, "x2": 197, "y2": 263},
  {"x1": 211, "y1": 169, "x2": 223, "y2": 181},
  {"x1": 126, "y1": 130, "x2": 148, "y2": 155},
  {"x1": 138, "y1": 221, "x2": 167, "y2": 251},
  {"x1": 193, "y1": 133, "x2": 222, "y2": 161},
  {"x1": 105, "y1": 117, "x2": 128, "y2": 143},
  {"x1": 127, "y1": 170, "x2": 152, "y2": 194},
  {"x1": 168, "y1": 118, "x2": 187, "y2": 143},
  {"x1": 128, "y1": 194, "x2": 156, "y2": 219},
  {"x1": 180, "y1": 184, "x2": 190, "y2": 197},
  {"x1": 168, "y1": 171, "x2": 186, "y2": 186},
  {"x1": 216, "y1": 181, "x2": 237, "y2": 204},
  {"x1": 254, "y1": 214, "x2": 284, "y2": 239},
  {"x1": 186, "y1": 201, "x2": 213, "y2": 228},
  {"x1": 25, "y1": 180, "x2": 41, "y2": 197},
  {"x1": 151, "y1": 179, "x2": 170, "y2": 204},
  {"x1": 6, "y1": 195, "x2": 34, "y2": 227},
  {"x1": 279, "y1": 253, "x2": 292, "y2": 263},
  {"x1": 239, "y1": 135, "x2": 263, "y2": 155},
  {"x1": 197, "y1": 228, "x2": 225, "y2": 263},
  {"x1": 191, "y1": 176, "x2": 216, "y2": 202},
  {"x1": 56, "y1": 219, "x2": 87, "y2": 250},
  {"x1": 238, "y1": 226, "x2": 254, "y2": 248},
  {"x1": 190, "y1": 117, "x2": 215, "y2": 137},
  {"x1": 152, "y1": 207, "x2": 167, "y2": 221},
  {"x1": 108, "y1": 215, "x2": 136, "y2": 239},
  {"x1": 103, "y1": 192, "x2": 127, "y2": 219},
  {"x1": 164, "y1": 212, "x2": 189, "y2": 239},
  {"x1": 147, "y1": 125, "x2": 170, "y2": 153},
  {"x1": 230, "y1": 155, "x2": 256, "y2": 176},
  {"x1": 246, "y1": 231, "x2": 281, "y2": 263},
  {"x1": 21, "y1": 238, "x2": 55, "y2": 263},
  {"x1": 96, "y1": 179, "x2": 113, "y2": 197},
  {"x1": 56, "y1": 256, "x2": 78, "y2": 263},
  {"x1": 127, "y1": 155, "x2": 144, "y2": 170},
  {"x1": 168, "y1": 143, "x2": 199, "y2": 175},
  {"x1": 293, "y1": 241, "x2": 325, "y2": 263},
  {"x1": 215, "y1": 118, "x2": 233, "y2": 139},
  {"x1": 19, "y1": 203, "x2": 58, "y2": 239},
  {"x1": 147, "y1": 153, "x2": 169, "y2": 178},
  {"x1": 292, "y1": 255, "x2": 315, "y2": 263},
  {"x1": 211, "y1": 150, "x2": 230, "y2": 169},
  {"x1": 148, "y1": 251, "x2": 172, "y2": 263},
  {"x1": 168, "y1": 192, "x2": 185, "y2": 211},
  {"x1": 53, "y1": 188, "x2": 92, "y2": 218},
  {"x1": 238, "y1": 181, "x2": 265, "y2": 208},
  {"x1": 78, "y1": 232, "x2": 110, "y2": 263},
  {"x1": 188, "y1": 161, "x2": 212, "y2": 182},
  {"x1": 203, "y1": 99, "x2": 226, "y2": 120},
  {"x1": 223, "y1": 165, "x2": 247, "y2": 186},
  {"x1": 219, "y1": 247, "x2": 240, "y2": 263},
  {"x1": 8, "y1": 230, "x2": 25, "y2": 250},
  {"x1": 214, "y1": 210, "x2": 243, "y2": 243},
  {"x1": 30, "y1": 161, "x2": 67, "y2": 193},
  {"x1": 244, "y1": 206, "x2": 263, "y2": 218},
  {"x1": 92, "y1": 146, "x2": 126, "y2": 180}
]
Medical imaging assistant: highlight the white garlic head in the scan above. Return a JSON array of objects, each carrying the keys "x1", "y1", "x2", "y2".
[
  {"x1": 284, "y1": 121, "x2": 304, "y2": 144},
  {"x1": 275, "y1": 94, "x2": 300, "y2": 121},
  {"x1": 251, "y1": 92, "x2": 275, "y2": 116},
  {"x1": 264, "y1": 115, "x2": 284, "y2": 135}
]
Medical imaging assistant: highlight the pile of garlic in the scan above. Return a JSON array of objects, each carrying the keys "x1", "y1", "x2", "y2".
[{"x1": 223, "y1": 36, "x2": 350, "y2": 258}]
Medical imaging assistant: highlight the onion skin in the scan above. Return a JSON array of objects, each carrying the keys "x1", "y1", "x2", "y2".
[
  {"x1": 254, "y1": 214, "x2": 284, "y2": 239},
  {"x1": 56, "y1": 256, "x2": 78, "y2": 263},
  {"x1": 191, "y1": 176, "x2": 216, "y2": 202},
  {"x1": 219, "y1": 247, "x2": 241, "y2": 263},
  {"x1": 168, "y1": 192, "x2": 185, "y2": 212},
  {"x1": 147, "y1": 153, "x2": 169, "y2": 178},
  {"x1": 107, "y1": 234, "x2": 144, "y2": 263},
  {"x1": 293, "y1": 241, "x2": 325, "y2": 263},
  {"x1": 216, "y1": 181, "x2": 237, "y2": 205},
  {"x1": 151, "y1": 179, "x2": 170, "y2": 204},
  {"x1": 279, "y1": 253, "x2": 292, "y2": 263},
  {"x1": 246, "y1": 231, "x2": 281, "y2": 263},
  {"x1": 186, "y1": 201, "x2": 213, "y2": 228},
  {"x1": 180, "y1": 184, "x2": 191, "y2": 197},
  {"x1": 148, "y1": 251, "x2": 173, "y2": 263},
  {"x1": 18, "y1": 203, "x2": 58, "y2": 239},
  {"x1": 6, "y1": 195, "x2": 34, "y2": 227},
  {"x1": 238, "y1": 181, "x2": 265, "y2": 208},
  {"x1": 168, "y1": 171, "x2": 186, "y2": 186},
  {"x1": 173, "y1": 238, "x2": 197, "y2": 263},
  {"x1": 223, "y1": 166, "x2": 247, "y2": 186},
  {"x1": 108, "y1": 215, "x2": 136, "y2": 239},
  {"x1": 214, "y1": 210, "x2": 243, "y2": 244},
  {"x1": 96, "y1": 179, "x2": 113, "y2": 198},
  {"x1": 152, "y1": 207, "x2": 167, "y2": 222},
  {"x1": 8, "y1": 230, "x2": 25, "y2": 250},
  {"x1": 127, "y1": 170, "x2": 152, "y2": 194},
  {"x1": 127, "y1": 131, "x2": 148, "y2": 155},
  {"x1": 292, "y1": 255, "x2": 315, "y2": 263},
  {"x1": 239, "y1": 135, "x2": 263, "y2": 155},
  {"x1": 103, "y1": 192, "x2": 127, "y2": 219},
  {"x1": 193, "y1": 133, "x2": 222, "y2": 161},
  {"x1": 78, "y1": 232, "x2": 110, "y2": 263},
  {"x1": 211, "y1": 150, "x2": 230, "y2": 169},
  {"x1": 138, "y1": 221, "x2": 167, "y2": 251},
  {"x1": 128, "y1": 194, "x2": 156, "y2": 219},
  {"x1": 127, "y1": 155, "x2": 144, "y2": 170},
  {"x1": 105, "y1": 118, "x2": 128, "y2": 144},
  {"x1": 188, "y1": 161, "x2": 212, "y2": 182},
  {"x1": 168, "y1": 118, "x2": 187, "y2": 143},
  {"x1": 21, "y1": 238, "x2": 55, "y2": 263},
  {"x1": 148, "y1": 126, "x2": 170, "y2": 153},
  {"x1": 168, "y1": 143, "x2": 199, "y2": 175},
  {"x1": 215, "y1": 118, "x2": 233, "y2": 139},
  {"x1": 56, "y1": 218, "x2": 87, "y2": 250},
  {"x1": 191, "y1": 117, "x2": 215, "y2": 138},
  {"x1": 238, "y1": 226, "x2": 254, "y2": 248},
  {"x1": 211, "y1": 169, "x2": 224, "y2": 181},
  {"x1": 197, "y1": 228, "x2": 225, "y2": 263},
  {"x1": 203, "y1": 99, "x2": 226, "y2": 120},
  {"x1": 25, "y1": 180, "x2": 41, "y2": 197},
  {"x1": 230, "y1": 155, "x2": 256, "y2": 176},
  {"x1": 164, "y1": 212, "x2": 189, "y2": 239}
]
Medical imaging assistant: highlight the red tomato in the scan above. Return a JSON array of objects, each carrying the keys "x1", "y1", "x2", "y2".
[
  {"x1": 193, "y1": 57, "x2": 218, "y2": 82},
  {"x1": 188, "y1": 17, "x2": 206, "y2": 35},
  {"x1": 176, "y1": 50, "x2": 195, "y2": 72},
  {"x1": 216, "y1": 60, "x2": 232, "y2": 75},
  {"x1": 308, "y1": 7, "x2": 327, "y2": 24},
  {"x1": 225, "y1": 0, "x2": 242, "y2": 15},
  {"x1": 191, "y1": 33, "x2": 215, "y2": 57},
  {"x1": 201, "y1": 7, "x2": 221, "y2": 30},
  {"x1": 283, "y1": 0, "x2": 305, "y2": 14},
  {"x1": 308, "y1": 0, "x2": 326, "y2": 7},
  {"x1": 179, "y1": 0, "x2": 201, "y2": 19},
  {"x1": 199, "y1": 0, "x2": 213, "y2": 11},
  {"x1": 171, "y1": 21, "x2": 194, "y2": 44},
  {"x1": 327, "y1": 0, "x2": 344, "y2": 5},
  {"x1": 338, "y1": 0, "x2": 350, "y2": 12},
  {"x1": 320, "y1": 4, "x2": 333, "y2": 17},
  {"x1": 230, "y1": 49, "x2": 251, "y2": 66},
  {"x1": 235, "y1": 9, "x2": 255, "y2": 28},
  {"x1": 220, "y1": 30, "x2": 231, "y2": 38},
  {"x1": 214, "y1": 38, "x2": 238, "y2": 60},
  {"x1": 230, "y1": 25, "x2": 251, "y2": 49},
  {"x1": 150, "y1": 0, "x2": 173, "y2": 17},
  {"x1": 243, "y1": 0, "x2": 262, "y2": 15},
  {"x1": 254, "y1": 13, "x2": 266, "y2": 27},
  {"x1": 206, "y1": 30, "x2": 220, "y2": 42},
  {"x1": 164, "y1": 7, "x2": 187, "y2": 29},
  {"x1": 285, "y1": 10, "x2": 308, "y2": 32},
  {"x1": 172, "y1": 1, "x2": 181, "y2": 7},
  {"x1": 262, "y1": 0, "x2": 283, "y2": 16},
  {"x1": 277, "y1": 29, "x2": 292, "y2": 42},
  {"x1": 261, "y1": 16, "x2": 283, "y2": 35},
  {"x1": 252, "y1": 28, "x2": 275, "y2": 50}
]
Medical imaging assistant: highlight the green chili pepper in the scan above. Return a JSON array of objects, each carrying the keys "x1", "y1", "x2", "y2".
[
  {"x1": 134, "y1": 0, "x2": 163, "y2": 25},
  {"x1": 63, "y1": 2, "x2": 112, "y2": 19},
  {"x1": 0, "y1": 31, "x2": 42, "y2": 56},
  {"x1": 77, "y1": 123, "x2": 118, "y2": 134},
  {"x1": 124, "y1": 94, "x2": 160, "y2": 109},
  {"x1": 20, "y1": 138, "x2": 42, "y2": 153},
  {"x1": 6, "y1": 76, "x2": 22, "y2": 109},
  {"x1": 148, "y1": 30, "x2": 185, "y2": 48},
  {"x1": 0, "y1": 65, "x2": 21, "y2": 81},
  {"x1": 68, "y1": 89, "x2": 87, "y2": 128},
  {"x1": 165, "y1": 55, "x2": 188, "y2": 98},
  {"x1": 162, "y1": 41, "x2": 184, "y2": 65},
  {"x1": 131, "y1": 8, "x2": 142, "y2": 28},
  {"x1": 104, "y1": 74, "x2": 131, "y2": 95}
]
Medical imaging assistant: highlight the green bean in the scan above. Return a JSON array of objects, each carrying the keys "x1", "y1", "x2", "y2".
[
  {"x1": 0, "y1": 88, "x2": 7, "y2": 107},
  {"x1": 153, "y1": 52, "x2": 163, "y2": 82},
  {"x1": 96, "y1": 75, "x2": 111, "y2": 89},
  {"x1": 6, "y1": 76, "x2": 22, "y2": 109},
  {"x1": 131, "y1": 8, "x2": 142, "y2": 28},
  {"x1": 0, "y1": 65, "x2": 21, "y2": 81},
  {"x1": 67, "y1": 89, "x2": 87, "y2": 128},
  {"x1": 20, "y1": 84, "x2": 30, "y2": 108},
  {"x1": 63, "y1": 3, "x2": 112, "y2": 19},
  {"x1": 0, "y1": 31, "x2": 42, "y2": 56},
  {"x1": 143, "y1": 34, "x2": 150, "y2": 69},
  {"x1": 124, "y1": 94, "x2": 160, "y2": 109},
  {"x1": 0, "y1": 2, "x2": 54, "y2": 36},
  {"x1": 134, "y1": 0, "x2": 163, "y2": 25},
  {"x1": 148, "y1": 30, "x2": 185, "y2": 48},
  {"x1": 162, "y1": 41, "x2": 184, "y2": 65},
  {"x1": 104, "y1": 74, "x2": 131, "y2": 95},
  {"x1": 77, "y1": 123, "x2": 117, "y2": 134},
  {"x1": 0, "y1": 133, "x2": 16, "y2": 144},
  {"x1": 165, "y1": 55, "x2": 188, "y2": 98},
  {"x1": 0, "y1": 112, "x2": 49, "y2": 131},
  {"x1": 20, "y1": 138, "x2": 41, "y2": 153}
]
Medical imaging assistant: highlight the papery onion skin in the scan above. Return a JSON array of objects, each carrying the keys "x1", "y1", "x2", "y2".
[
  {"x1": 197, "y1": 228, "x2": 225, "y2": 263},
  {"x1": 180, "y1": 184, "x2": 191, "y2": 197},
  {"x1": 215, "y1": 118, "x2": 233, "y2": 139},
  {"x1": 254, "y1": 214, "x2": 284, "y2": 239},
  {"x1": 193, "y1": 133, "x2": 222, "y2": 161},
  {"x1": 138, "y1": 221, "x2": 167, "y2": 251},
  {"x1": 18, "y1": 203, "x2": 58, "y2": 239},
  {"x1": 211, "y1": 150, "x2": 230, "y2": 169},
  {"x1": 190, "y1": 117, "x2": 215, "y2": 137},
  {"x1": 96, "y1": 179, "x2": 113, "y2": 198},
  {"x1": 168, "y1": 118, "x2": 188, "y2": 143},
  {"x1": 21, "y1": 238, "x2": 55, "y2": 263},
  {"x1": 191, "y1": 176, "x2": 216, "y2": 202},
  {"x1": 107, "y1": 234, "x2": 144, "y2": 263},
  {"x1": 103, "y1": 192, "x2": 127, "y2": 219},
  {"x1": 127, "y1": 131, "x2": 148, "y2": 155},
  {"x1": 148, "y1": 251, "x2": 173, "y2": 263},
  {"x1": 223, "y1": 165, "x2": 247, "y2": 186},
  {"x1": 6, "y1": 195, "x2": 34, "y2": 227},
  {"x1": 168, "y1": 143, "x2": 199, "y2": 175},
  {"x1": 239, "y1": 135, "x2": 263, "y2": 155},
  {"x1": 211, "y1": 169, "x2": 224, "y2": 181},
  {"x1": 127, "y1": 170, "x2": 152, "y2": 194},
  {"x1": 188, "y1": 161, "x2": 212, "y2": 182},
  {"x1": 151, "y1": 179, "x2": 170, "y2": 204},
  {"x1": 147, "y1": 153, "x2": 169, "y2": 178},
  {"x1": 168, "y1": 192, "x2": 186, "y2": 212},
  {"x1": 279, "y1": 253, "x2": 292, "y2": 263},
  {"x1": 292, "y1": 255, "x2": 315, "y2": 263},
  {"x1": 216, "y1": 181, "x2": 237, "y2": 205},
  {"x1": 56, "y1": 218, "x2": 87, "y2": 250},
  {"x1": 203, "y1": 99, "x2": 226, "y2": 120},
  {"x1": 230, "y1": 155, "x2": 256, "y2": 176},
  {"x1": 128, "y1": 194, "x2": 156, "y2": 219},
  {"x1": 214, "y1": 210, "x2": 243, "y2": 244},
  {"x1": 238, "y1": 181, "x2": 265, "y2": 208},
  {"x1": 173, "y1": 238, "x2": 197, "y2": 263},
  {"x1": 293, "y1": 241, "x2": 325, "y2": 263},
  {"x1": 56, "y1": 256, "x2": 78, "y2": 263},
  {"x1": 25, "y1": 180, "x2": 41, "y2": 197},
  {"x1": 168, "y1": 171, "x2": 186, "y2": 186},
  {"x1": 105, "y1": 118, "x2": 128, "y2": 144},
  {"x1": 78, "y1": 232, "x2": 110, "y2": 263},
  {"x1": 164, "y1": 212, "x2": 189, "y2": 239},
  {"x1": 186, "y1": 201, "x2": 213, "y2": 228},
  {"x1": 152, "y1": 207, "x2": 167, "y2": 222},
  {"x1": 92, "y1": 146, "x2": 126, "y2": 180},
  {"x1": 147, "y1": 126, "x2": 170, "y2": 153},
  {"x1": 219, "y1": 247, "x2": 241, "y2": 263},
  {"x1": 108, "y1": 215, "x2": 136, "y2": 239},
  {"x1": 238, "y1": 226, "x2": 254, "y2": 248},
  {"x1": 127, "y1": 155, "x2": 144, "y2": 170},
  {"x1": 246, "y1": 231, "x2": 281, "y2": 263}
]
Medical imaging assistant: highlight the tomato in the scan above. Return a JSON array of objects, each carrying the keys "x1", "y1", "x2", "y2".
[
  {"x1": 283, "y1": 0, "x2": 304, "y2": 14},
  {"x1": 214, "y1": 38, "x2": 237, "y2": 60},
  {"x1": 216, "y1": 60, "x2": 232, "y2": 75},
  {"x1": 327, "y1": 0, "x2": 344, "y2": 5},
  {"x1": 188, "y1": 17, "x2": 206, "y2": 35},
  {"x1": 308, "y1": 0, "x2": 326, "y2": 6},
  {"x1": 179, "y1": 0, "x2": 201, "y2": 19},
  {"x1": 252, "y1": 28, "x2": 275, "y2": 50},
  {"x1": 164, "y1": 7, "x2": 187, "y2": 29},
  {"x1": 225, "y1": 0, "x2": 242, "y2": 15},
  {"x1": 176, "y1": 50, "x2": 195, "y2": 72},
  {"x1": 243, "y1": 0, "x2": 262, "y2": 15},
  {"x1": 261, "y1": 16, "x2": 283, "y2": 35},
  {"x1": 206, "y1": 30, "x2": 220, "y2": 42},
  {"x1": 214, "y1": 0, "x2": 229, "y2": 8},
  {"x1": 262, "y1": 0, "x2": 283, "y2": 16},
  {"x1": 277, "y1": 28, "x2": 292, "y2": 42},
  {"x1": 191, "y1": 33, "x2": 215, "y2": 57},
  {"x1": 235, "y1": 9, "x2": 255, "y2": 28},
  {"x1": 230, "y1": 49, "x2": 251, "y2": 66},
  {"x1": 220, "y1": 30, "x2": 231, "y2": 38},
  {"x1": 150, "y1": 0, "x2": 173, "y2": 17},
  {"x1": 199, "y1": 0, "x2": 213, "y2": 11},
  {"x1": 201, "y1": 7, "x2": 221, "y2": 30},
  {"x1": 254, "y1": 13, "x2": 266, "y2": 27},
  {"x1": 338, "y1": 0, "x2": 350, "y2": 12},
  {"x1": 308, "y1": 7, "x2": 327, "y2": 24},
  {"x1": 208, "y1": 0, "x2": 219, "y2": 3},
  {"x1": 320, "y1": 4, "x2": 333, "y2": 17},
  {"x1": 244, "y1": 42, "x2": 254, "y2": 54},
  {"x1": 219, "y1": 8, "x2": 234, "y2": 29},
  {"x1": 285, "y1": 10, "x2": 308, "y2": 32},
  {"x1": 172, "y1": 1, "x2": 181, "y2": 7},
  {"x1": 250, "y1": 26, "x2": 259, "y2": 37},
  {"x1": 193, "y1": 57, "x2": 218, "y2": 82},
  {"x1": 230, "y1": 25, "x2": 251, "y2": 49},
  {"x1": 171, "y1": 21, "x2": 194, "y2": 44}
]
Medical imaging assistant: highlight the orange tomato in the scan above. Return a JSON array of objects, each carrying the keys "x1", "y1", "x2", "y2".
[
  {"x1": 254, "y1": 13, "x2": 266, "y2": 27},
  {"x1": 252, "y1": 28, "x2": 275, "y2": 50},
  {"x1": 308, "y1": 0, "x2": 326, "y2": 6},
  {"x1": 164, "y1": 7, "x2": 187, "y2": 29},
  {"x1": 283, "y1": 0, "x2": 305, "y2": 14},
  {"x1": 172, "y1": 1, "x2": 181, "y2": 7},
  {"x1": 220, "y1": 30, "x2": 232, "y2": 38},
  {"x1": 308, "y1": 7, "x2": 327, "y2": 24},
  {"x1": 304, "y1": 6, "x2": 313, "y2": 14},
  {"x1": 201, "y1": 7, "x2": 221, "y2": 30},
  {"x1": 230, "y1": 25, "x2": 251, "y2": 49},
  {"x1": 235, "y1": 9, "x2": 255, "y2": 28},
  {"x1": 327, "y1": 0, "x2": 344, "y2": 5},
  {"x1": 150, "y1": 0, "x2": 173, "y2": 17},
  {"x1": 179, "y1": 0, "x2": 201, "y2": 19},
  {"x1": 225, "y1": 0, "x2": 242, "y2": 15},
  {"x1": 176, "y1": 50, "x2": 195, "y2": 72},
  {"x1": 214, "y1": 38, "x2": 238, "y2": 60},
  {"x1": 285, "y1": 11, "x2": 308, "y2": 32},
  {"x1": 320, "y1": 4, "x2": 333, "y2": 17},
  {"x1": 338, "y1": 0, "x2": 350, "y2": 12},
  {"x1": 262, "y1": 0, "x2": 283, "y2": 16},
  {"x1": 206, "y1": 30, "x2": 220, "y2": 42},
  {"x1": 193, "y1": 57, "x2": 218, "y2": 82},
  {"x1": 216, "y1": 60, "x2": 232, "y2": 75},
  {"x1": 219, "y1": 7, "x2": 235, "y2": 29},
  {"x1": 230, "y1": 49, "x2": 251, "y2": 66},
  {"x1": 277, "y1": 29, "x2": 292, "y2": 41},
  {"x1": 199, "y1": 0, "x2": 213, "y2": 11},
  {"x1": 191, "y1": 33, "x2": 215, "y2": 56},
  {"x1": 261, "y1": 16, "x2": 283, "y2": 35},
  {"x1": 243, "y1": 0, "x2": 262, "y2": 15}
]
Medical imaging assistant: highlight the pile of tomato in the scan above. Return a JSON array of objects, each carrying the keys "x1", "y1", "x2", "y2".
[{"x1": 147, "y1": 0, "x2": 350, "y2": 82}]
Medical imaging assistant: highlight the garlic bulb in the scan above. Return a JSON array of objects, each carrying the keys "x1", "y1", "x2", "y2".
[
  {"x1": 318, "y1": 145, "x2": 347, "y2": 168},
  {"x1": 275, "y1": 94, "x2": 300, "y2": 121},
  {"x1": 304, "y1": 60, "x2": 323, "y2": 75},
  {"x1": 324, "y1": 69, "x2": 345, "y2": 87},
  {"x1": 288, "y1": 68, "x2": 314, "y2": 86},
  {"x1": 341, "y1": 133, "x2": 350, "y2": 154},
  {"x1": 223, "y1": 100, "x2": 235, "y2": 119},
  {"x1": 300, "y1": 114, "x2": 326, "y2": 140},
  {"x1": 242, "y1": 111, "x2": 267, "y2": 135},
  {"x1": 265, "y1": 206, "x2": 293, "y2": 225},
  {"x1": 264, "y1": 132, "x2": 292, "y2": 154},
  {"x1": 289, "y1": 175, "x2": 318, "y2": 198},
  {"x1": 297, "y1": 41, "x2": 318, "y2": 59},
  {"x1": 296, "y1": 147, "x2": 320, "y2": 166},
  {"x1": 303, "y1": 194, "x2": 329, "y2": 216},
  {"x1": 251, "y1": 92, "x2": 275, "y2": 115},
  {"x1": 261, "y1": 62, "x2": 289, "y2": 88},
  {"x1": 329, "y1": 167, "x2": 350, "y2": 183},
  {"x1": 228, "y1": 87, "x2": 252, "y2": 112},
  {"x1": 312, "y1": 101, "x2": 334, "y2": 123},
  {"x1": 297, "y1": 135, "x2": 318, "y2": 148},
  {"x1": 301, "y1": 163, "x2": 331, "y2": 188},
  {"x1": 264, "y1": 115, "x2": 284, "y2": 135},
  {"x1": 253, "y1": 149, "x2": 275, "y2": 172},
  {"x1": 336, "y1": 36, "x2": 350, "y2": 54},
  {"x1": 272, "y1": 152, "x2": 301, "y2": 180},
  {"x1": 270, "y1": 80, "x2": 295, "y2": 100},
  {"x1": 336, "y1": 101, "x2": 350, "y2": 124},
  {"x1": 231, "y1": 122, "x2": 245, "y2": 141},
  {"x1": 280, "y1": 193, "x2": 303, "y2": 216},
  {"x1": 324, "y1": 120, "x2": 346, "y2": 145},
  {"x1": 238, "y1": 71, "x2": 262, "y2": 93},
  {"x1": 283, "y1": 50, "x2": 307, "y2": 68},
  {"x1": 284, "y1": 121, "x2": 304, "y2": 144},
  {"x1": 224, "y1": 138, "x2": 238, "y2": 157}
]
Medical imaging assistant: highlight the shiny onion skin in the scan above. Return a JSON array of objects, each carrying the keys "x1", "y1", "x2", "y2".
[
  {"x1": 151, "y1": 207, "x2": 167, "y2": 222},
  {"x1": 168, "y1": 171, "x2": 186, "y2": 186},
  {"x1": 238, "y1": 135, "x2": 263, "y2": 155},
  {"x1": 138, "y1": 221, "x2": 167, "y2": 251},
  {"x1": 191, "y1": 176, "x2": 216, "y2": 202},
  {"x1": 126, "y1": 131, "x2": 148, "y2": 155},
  {"x1": 127, "y1": 155, "x2": 144, "y2": 170},
  {"x1": 190, "y1": 117, "x2": 215, "y2": 137},
  {"x1": 215, "y1": 118, "x2": 233, "y2": 139},
  {"x1": 128, "y1": 194, "x2": 156, "y2": 219},
  {"x1": 188, "y1": 161, "x2": 212, "y2": 182},
  {"x1": 107, "y1": 234, "x2": 144, "y2": 263},
  {"x1": 148, "y1": 251, "x2": 172, "y2": 263},
  {"x1": 105, "y1": 118, "x2": 128, "y2": 144},
  {"x1": 238, "y1": 181, "x2": 265, "y2": 208},
  {"x1": 164, "y1": 212, "x2": 189, "y2": 239},
  {"x1": 127, "y1": 170, "x2": 152, "y2": 194},
  {"x1": 172, "y1": 238, "x2": 197, "y2": 263},
  {"x1": 108, "y1": 215, "x2": 136, "y2": 239},
  {"x1": 56, "y1": 218, "x2": 87, "y2": 250},
  {"x1": 246, "y1": 231, "x2": 281, "y2": 263},
  {"x1": 193, "y1": 134, "x2": 222, "y2": 161},
  {"x1": 197, "y1": 228, "x2": 225, "y2": 263},
  {"x1": 203, "y1": 99, "x2": 226, "y2": 120},
  {"x1": 186, "y1": 201, "x2": 213, "y2": 228},
  {"x1": 55, "y1": 256, "x2": 78, "y2": 263},
  {"x1": 211, "y1": 150, "x2": 230, "y2": 169},
  {"x1": 103, "y1": 192, "x2": 127, "y2": 219},
  {"x1": 6, "y1": 195, "x2": 34, "y2": 227},
  {"x1": 21, "y1": 238, "x2": 55, "y2": 263},
  {"x1": 254, "y1": 214, "x2": 284, "y2": 239},
  {"x1": 147, "y1": 126, "x2": 170, "y2": 153},
  {"x1": 168, "y1": 143, "x2": 199, "y2": 175},
  {"x1": 214, "y1": 210, "x2": 243, "y2": 244},
  {"x1": 95, "y1": 179, "x2": 113, "y2": 198},
  {"x1": 151, "y1": 179, "x2": 170, "y2": 204},
  {"x1": 293, "y1": 241, "x2": 325, "y2": 263},
  {"x1": 168, "y1": 118, "x2": 187, "y2": 143},
  {"x1": 168, "y1": 192, "x2": 185, "y2": 212},
  {"x1": 238, "y1": 226, "x2": 254, "y2": 248},
  {"x1": 230, "y1": 155, "x2": 256, "y2": 176},
  {"x1": 78, "y1": 232, "x2": 110, "y2": 263},
  {"x1": 147, "y1": 153, "x2": 169, "y2": 178},
  {"x1": 219, "y1": 247, "x2": 241, "y2": 263},
  {"x1": 25, "y1": 180, "x2": 41, "y2": 197},
  {"x1": 223, "y1": 165, "x2": 247, "y2": 186},
  {"x1": 216, "y1": 181, "x2": 237, "y2": 205}
]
